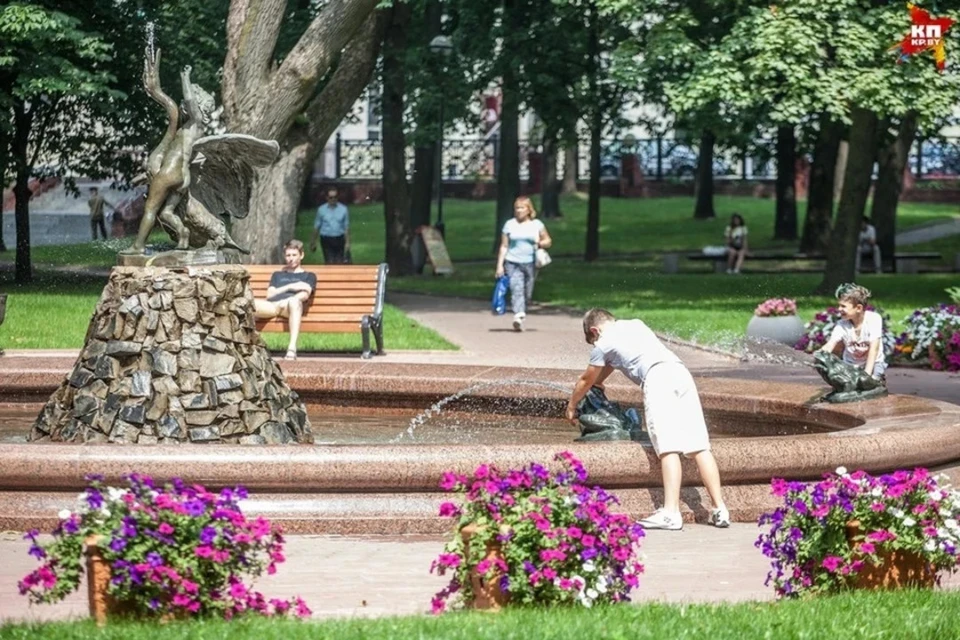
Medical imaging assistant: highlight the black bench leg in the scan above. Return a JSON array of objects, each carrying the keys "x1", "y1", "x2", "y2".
[
  {"x1": 361, "y1": 315, "x2": 372, "y2": 359},
  {"x1": 372, "y1": 316, "x2": 385, "y2": 355}
]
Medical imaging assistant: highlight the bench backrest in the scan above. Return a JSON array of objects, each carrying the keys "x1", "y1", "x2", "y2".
[{"x1": 244, "y1": 264, "x2": 388, "y2": 333}]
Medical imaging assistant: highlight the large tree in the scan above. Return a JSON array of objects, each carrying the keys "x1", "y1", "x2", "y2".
[
  {"x1": 0, "y1": 3, "x2": 119, "y2": 283},
  {"x1": 222, "y1": 0, "x2": 384, "y2": 264}
]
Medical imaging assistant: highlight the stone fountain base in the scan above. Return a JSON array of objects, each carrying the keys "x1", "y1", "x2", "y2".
[{"x1": 30, "y1": 266, "x2": 311, "y2": 445}]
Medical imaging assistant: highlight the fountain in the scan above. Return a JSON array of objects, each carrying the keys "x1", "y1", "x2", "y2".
[{"x1": 2, "y1": 360, "x2": 959, "y2": 533}]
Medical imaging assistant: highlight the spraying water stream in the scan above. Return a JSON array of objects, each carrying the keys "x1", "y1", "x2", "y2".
[{"x1": 392, "y1": 378, "x2": 571, "y2": 443}]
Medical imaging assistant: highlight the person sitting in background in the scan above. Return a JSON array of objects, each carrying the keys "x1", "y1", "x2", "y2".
[
  {"x1": 724, "y1": 213, "x2": 748, "y2": 274},
  {"x1": 856, "y1": 216, "x2": 882, "y2": 274},
  {"x1": 254, "y1": 239, "x2": 316, "y2": 361}
]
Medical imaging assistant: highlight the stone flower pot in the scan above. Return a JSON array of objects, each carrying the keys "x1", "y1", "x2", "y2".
[
  {"x1": 460, "y1": 523, "x2": 509, "y2": 611},
  {"x1": 746, "y1": 314, "x2": 805, "y2": 347},
  {"x1": 845, "y1": 521, "x2": 936, "y2": 590}
]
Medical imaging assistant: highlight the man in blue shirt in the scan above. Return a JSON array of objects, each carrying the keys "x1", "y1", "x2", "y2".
[{"x1": 310, "y1": 187, "x2": 350, "y2": 264}]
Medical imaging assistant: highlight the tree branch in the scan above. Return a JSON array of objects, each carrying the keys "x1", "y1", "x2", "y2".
[
  {"x1": 253, "y1": 0, "x2": 381, "y2": 140},
  {"x1": 223, "y1": 0, "x2": 288, "y2": 124},
  {"x1": 305, "y1": 10, "x2": 385, "y2": 144}
]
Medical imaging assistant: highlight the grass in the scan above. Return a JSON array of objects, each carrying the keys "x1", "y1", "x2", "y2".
[
  {"x1": 1, "y1": 195, "x2": 956, "y2": 350},
  {"x1": 293, "y1": 195, "x2": 959, "y2": 265},
  {"x1": 2, "y1": 590, "x2": 960, "y2": 639},
  {"x1": 6, "y1": 196, "x2": 954, "y2": 270},
  {"x1": 0, "y1": 272, "x2": 455, "y2": 352},
  {"x1": 392, "y1": 263, "x2": 959, "y2": 348}
]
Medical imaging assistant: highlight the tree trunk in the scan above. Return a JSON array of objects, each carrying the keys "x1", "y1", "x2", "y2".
[
  {"x1": 816, "y1": 107, "x2": 879, "y2": 294},
  {"x1": 584, "y1": 0, "x2": 601, "y2": 261},
  {"x1": 540, "y1": 128, "x2": 561, "y2": 218},
  {"x1": 871, "y1": 112, "x2": 917, "y2": 271},
  {"x1": 561, "y1": 143, "x2": 578, "y2": 194},
  {"x1": 381, "y1": 3, "x2": 414, "y2": 276},
  {"x1": 222, "y1": 1, "x2": 383, "y2": 263},
  {"x1": 693, "y1": 129, "x2": 715, "y2": 219},
  {"x1": 239, "y1": 142, "x2": 313, "y2": 264},
  {"x1": 774, "y1": 125, "x2": 797, "y2": 240},
  {"x1": 585, "y1": 112, "x2": 602, "y2": 261},
  {"x1": 799, "y1": 116, "x2": 843, "y2": 254},
  {"x1": 409, "y1": 0, "x2": 442, "y2": 247},
  {"x1": 493, "y1": 71, "x2": 520, "y2": 252},
  {"x1": 12, "y1": 103, "x2": 32, "y2": 284}
]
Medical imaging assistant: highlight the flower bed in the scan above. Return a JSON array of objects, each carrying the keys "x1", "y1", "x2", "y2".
[
  {"x1": 19, "y1": 474, "x2": 310, "y2": 620},
  {"x1": 894, "y1": 303, "x2": 960, "y2": 372},
  {"x1": 756, "y1": 467, "x2": 960, "y2": 598},
  {"x1": 429, "y1": 452, "x2": 645, "y2": 612},
  {"x1": 754, "y1": 298, "x2": 797, "y2": 317},
  {"x1": 794, "y1": 305, "x2": 896, "y2": 357}
]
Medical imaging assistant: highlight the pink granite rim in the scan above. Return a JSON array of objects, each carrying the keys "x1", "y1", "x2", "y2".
[{"x1": 1, "y1": 362, "x2": 958, "y2": 530}]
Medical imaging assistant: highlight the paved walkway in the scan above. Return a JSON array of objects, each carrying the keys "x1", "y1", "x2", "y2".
[
  {"x1": 896, "y1": 215, "x2": 960, "y2": 246},
  {"x1": 1, "y1": 292, "x2": 959, "y2": 623}
]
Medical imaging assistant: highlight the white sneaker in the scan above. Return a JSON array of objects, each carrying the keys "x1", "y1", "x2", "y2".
[
  {"x1": 709, "y1": 507, "x2": 731, "y2": 528},
  {"x1": 639, "y1": 509, "x2": 683, "y2": 531},
  {"x1": 512, "y1": 313, "x2": 524, "y2": 332}
]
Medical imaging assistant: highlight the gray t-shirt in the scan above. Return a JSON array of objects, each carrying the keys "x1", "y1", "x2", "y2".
[
  {"x1": 268, "y1": 270, "x2": 316, "y2": 302},
  {"x1": 588, "y1": 319, "x2": 682, "y2": 386}
]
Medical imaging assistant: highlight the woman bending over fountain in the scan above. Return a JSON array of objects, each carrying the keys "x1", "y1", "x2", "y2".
[
  {"x1": 566, "y1": 308, "x2": 729, "y2": 531},
  {"x1": 495, "y1": 197, "x2": 552, "y2": 332}
]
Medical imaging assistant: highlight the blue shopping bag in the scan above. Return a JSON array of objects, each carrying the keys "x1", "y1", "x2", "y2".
[{"x1": 491, "y1": 275, "x2": 509, "y2": 315}]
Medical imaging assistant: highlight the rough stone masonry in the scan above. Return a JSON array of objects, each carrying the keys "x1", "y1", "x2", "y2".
[{"x1": 30, "y1": 266, "x2": 312, "y2": 445}]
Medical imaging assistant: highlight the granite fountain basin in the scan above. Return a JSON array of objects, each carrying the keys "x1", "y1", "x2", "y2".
[{"x1": 1, "y1": 361, "x2": 958, "y2": 533}]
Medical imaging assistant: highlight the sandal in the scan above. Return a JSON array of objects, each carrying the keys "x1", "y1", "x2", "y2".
[{"x1": 284, "y1": 349, "x2": 297, "y2": 361}]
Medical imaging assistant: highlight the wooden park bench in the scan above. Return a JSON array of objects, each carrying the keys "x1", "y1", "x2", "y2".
[
  {"x1": 667, "y1": 251, "x2": 943, "y2": 274},
  {"x1": 244, "y1": 264, "x2": 389, "y2": 359}
]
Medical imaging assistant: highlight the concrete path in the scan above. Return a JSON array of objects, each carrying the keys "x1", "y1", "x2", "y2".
[{"x1": 896, "y1": 215, "x2": 960, "y2": 246}]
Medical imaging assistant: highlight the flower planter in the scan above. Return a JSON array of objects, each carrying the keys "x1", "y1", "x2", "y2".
[
  {"x1": 746, "y1": 314, "x2": 805, "y2": 346},
  {"x1": 85, "y1": 536, "x2": 133, "y2": 625},
  {"x1": 460, "y1": 523, "x2": 509, "y2": 611},
  {"x1": 845, "y1": 522, "x2": 936, "y2": 590}
]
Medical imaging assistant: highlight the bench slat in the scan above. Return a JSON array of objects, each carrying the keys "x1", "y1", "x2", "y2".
[
  {"x1": 249, "y1": 285, "x2": 379, "y2": 295},
  {"x1": 257, "y1": 320, "x2": 366, "y2": 333}
]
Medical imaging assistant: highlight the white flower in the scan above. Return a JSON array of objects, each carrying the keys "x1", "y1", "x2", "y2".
[
  {"x1": 595, "y1": 577, "x2": 608, "y2": 594},
  {"x1": 903, "y1": 517, "x2": 916, "y2": 527},
  {"x1": 925, "y1": 539, "x2": 938, "y2": 552},
  {"x1": 58, "y1": 509, "x2": 72, "y2": 520},
  {"x1": 582, "y1": 562, "x2": 596, "y2": 573},
  {"x1": 577, "y1": 592, "x2": 593, "y2": 608},
  {"x1": 871, "y1": 488, "x2": 883, "y2": 497},
  {"x1": 586, "y1": 588, "x2": 599, "y2": 599},
  {"x1": 835, "y1": 466, "x2": 848, "y2": 476},
  {"x1": 946, "y1": 519, "x2": 959, "y2": 530},
  {"x1": 571, "y1": 575, "x2": 585, "y2": 590},
  {"x1": 107, "y1": 487, "x2": 126, "y2": 502},
  {"x1": 888, "y1": 508, "x2": 905, "y2": 519}
]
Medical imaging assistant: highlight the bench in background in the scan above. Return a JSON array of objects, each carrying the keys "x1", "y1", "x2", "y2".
[
  {"x1": 244, "y1": 264, "x2": 388, "y2": 359},
  {"x1": 663, "y1": 251, "x2": 944, "y2": 274}
]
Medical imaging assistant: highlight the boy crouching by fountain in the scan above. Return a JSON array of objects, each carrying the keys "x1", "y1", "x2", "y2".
[
  {"x1": 565, "y1": 308, "x2": 729, "y2": 531},
  {"x1": 818, "y1": 283, "x2": 887, "y2": 382}
]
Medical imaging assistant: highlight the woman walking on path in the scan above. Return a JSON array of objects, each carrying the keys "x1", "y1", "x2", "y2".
[{"x1": 495, "y1": 196, "x2": 552, "y2": 332}]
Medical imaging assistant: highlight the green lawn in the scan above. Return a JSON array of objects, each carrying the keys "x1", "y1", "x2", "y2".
[
  {"x1": 295, "y1": 195, "x2": 958, "y2": 265},
  {"x1": 0, "y1": 272, "x2": 455, "y2": 352},
  {"x1": 392, "y1": 263, "x2": 959, "y2": 348},
  {"x1": 6, "y1": 196, "x2": 953, "y2": 270},
  {"x1": 2, "y1": 590, "x2": 960, "y2": 639}
]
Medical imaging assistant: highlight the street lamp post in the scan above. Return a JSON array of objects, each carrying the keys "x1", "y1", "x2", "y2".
[{"x1": 429, "y1": 35, "x2": 453, "y2": 239}]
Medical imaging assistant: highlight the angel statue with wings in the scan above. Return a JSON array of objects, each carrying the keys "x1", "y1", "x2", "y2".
[{"x1": 123, "y1": 48, "x2": 279, "y2": 256}]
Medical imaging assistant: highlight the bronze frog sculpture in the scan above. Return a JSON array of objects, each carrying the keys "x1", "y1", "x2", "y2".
[{"x1": 813, "y1": 351, "x2": 888, "y2": 404}]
